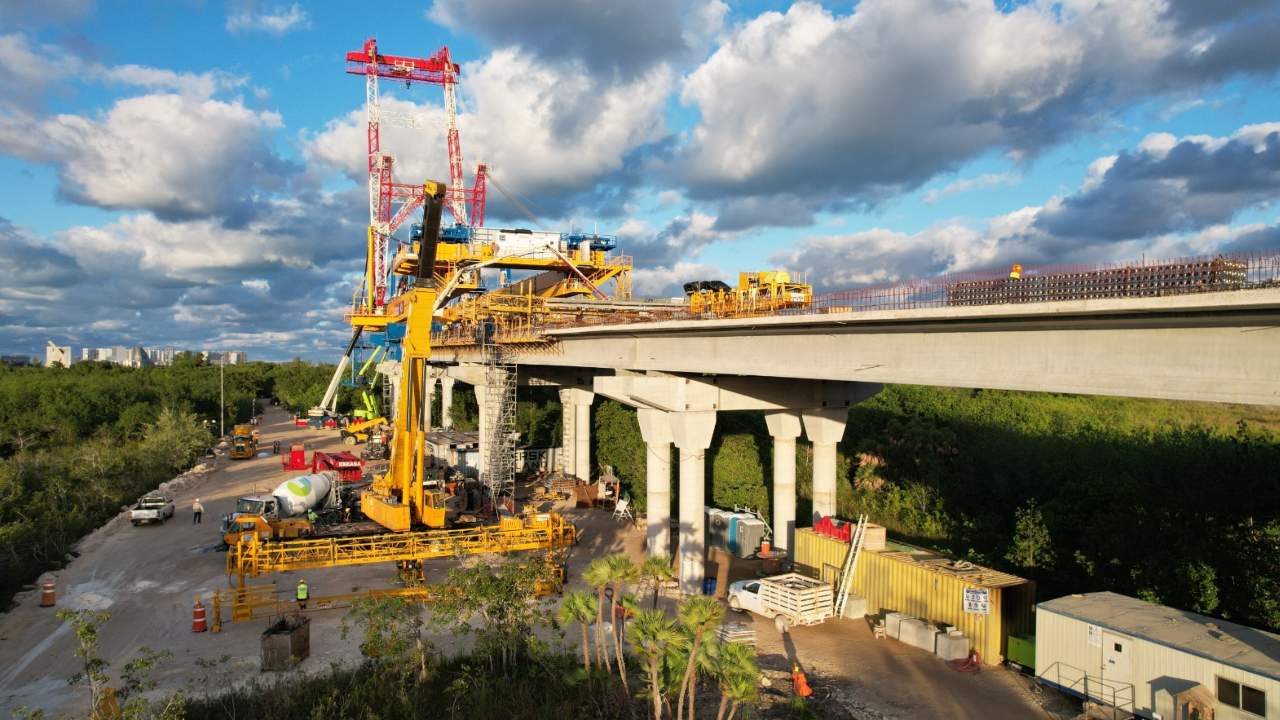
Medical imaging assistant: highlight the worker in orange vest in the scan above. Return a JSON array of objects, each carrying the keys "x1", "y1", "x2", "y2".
[{"x1": 791, "y1": 663, "x2": 813, "y2": 699}]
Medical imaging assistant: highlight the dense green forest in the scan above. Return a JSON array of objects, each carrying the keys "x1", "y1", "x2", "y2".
[
  {"x1": 0, "y1": 358, "x2": 341, "y2": 608},
  {"x1": 589, "y1": 387, "x2": 1280, "y2": 633}
]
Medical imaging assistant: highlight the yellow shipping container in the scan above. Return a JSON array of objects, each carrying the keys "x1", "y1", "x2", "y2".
[{"x1": 794, "y1": 527, "x2": 1035, "y2": 664}]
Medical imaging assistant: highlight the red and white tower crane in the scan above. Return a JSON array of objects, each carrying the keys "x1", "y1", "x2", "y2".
[{"x1": 345, "y1": 39, "x2": 487, "y2": 307}]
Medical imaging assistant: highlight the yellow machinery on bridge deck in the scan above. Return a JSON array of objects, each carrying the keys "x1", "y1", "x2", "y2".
[{"x1": 687, "y1": 271, "x2": 813, "y2": 318}]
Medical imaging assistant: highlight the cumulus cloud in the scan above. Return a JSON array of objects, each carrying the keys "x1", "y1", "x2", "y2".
[
  {"x1": 617, "y1": 212, "x2": 730, "y2": 268},
  {"x1": 771, "y1": 121, "x2": 1280, "y2": 291},
  {"x1": 226, "y1": 3, "x2": 309, "y2": 34},
  {"x1": 923, "y1": 173, "x2": 1020, "y2": 205},
  {"x1": 675, "y1": 0, "x2": 1280, "y2": 230},
  {"x1": 0, "y1": 33, "x2": 245, "y2": 109},
  {"x1": 428, "y1": 0, "x2": 725, "y2": 78},
  {"x1": 1035, "y1": 124, "x2": 1280, "y2": 240},
  {"x1": 0, "y1": 93, "x2": 291, "y2": 224},
  {"x1": 0, "y1": 208, "x2": 363, "y2": 358}
]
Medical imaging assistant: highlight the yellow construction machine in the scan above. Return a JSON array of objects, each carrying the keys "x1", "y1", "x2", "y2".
[
  {"x1": 685, "y1": 271, "x2": 813, "y2": 318},
  {"x1": 229, "y1": 423, "x2": 258, "y2": 460}
]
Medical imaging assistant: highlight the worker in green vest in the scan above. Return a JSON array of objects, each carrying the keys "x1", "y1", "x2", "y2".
[{"x1": 296, "y1": 579, "x2": 309, "y2": 610}]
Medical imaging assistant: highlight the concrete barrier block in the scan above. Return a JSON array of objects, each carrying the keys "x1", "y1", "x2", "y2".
[
  {"x1": 935, "y1": 632, "x2": 969, "y2": 661},
  {"x1": 898, "y1": 618, "x2": 938, "y2": 653},
  {"x1": 841, "y1": 595, "x2": 867, "y2": 620},
  {"x1": 885, "y1": 612, "x2": 905, "y2": 639}
]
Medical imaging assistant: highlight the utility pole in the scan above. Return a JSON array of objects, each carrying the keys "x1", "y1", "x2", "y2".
[{"x1": 219, "y1": 353, "x2": 225, "y2": 439}]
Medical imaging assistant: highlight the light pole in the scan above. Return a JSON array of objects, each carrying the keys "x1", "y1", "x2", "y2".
[{"x1": 219, "y1": 353, "x2": 225, "y2": 439}]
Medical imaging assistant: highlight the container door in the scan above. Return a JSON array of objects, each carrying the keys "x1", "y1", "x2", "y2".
[{"x1": 1101, "y1": 632, "x2": 1133, "y2": 704}]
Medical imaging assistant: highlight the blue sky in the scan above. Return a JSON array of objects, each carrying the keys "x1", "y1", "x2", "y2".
[{"x1": 2, "y1": 0, "x2": 1279, "y2": 360}]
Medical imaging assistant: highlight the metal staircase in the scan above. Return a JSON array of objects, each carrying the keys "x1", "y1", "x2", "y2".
[{"x1": 481, "y1": 330, "x2": 517, "y2": 514}]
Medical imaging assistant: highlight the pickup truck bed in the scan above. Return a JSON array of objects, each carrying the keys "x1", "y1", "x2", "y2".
[{"x1": 130, "y1": 497, "x2": 175, "y2": 525}]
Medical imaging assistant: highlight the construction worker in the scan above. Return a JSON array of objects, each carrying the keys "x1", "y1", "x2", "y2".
[
  {"x1": 791, "y1": 663, "x2": 813, "y2": 699},
  {"x1": 192, "y1": 498, "x2": 204, "y2": 524},
  {"x1": 296, "y1": 579, "x2": 309, "y2": 610}
]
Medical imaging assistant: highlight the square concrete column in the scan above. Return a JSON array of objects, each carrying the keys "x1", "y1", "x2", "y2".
[
  {"x1": 575, "y1": 398, "x2": 593, "y2": 480},
  {"x1": 670, "y1": 410, "x2": 716, "y2": 595},
  {"x1": 440, "y1": 377, "x2": 454, "y2": 429},
  {"x1": 557, "y1": 388, "x2": 577, "y2": 477},
  {"x1": 803, "y1": 407, "x2": 848, "y2": 521},
  {"x1": 474, "y1": 384, "x2": 489, "y2": 475},
  {"x1": 636, "y1": 408, "x2": 673, "y2": 558},
  {"x1": 765, "y1": 410, "x2": 802, "y2": 556},
  {"x1": 558, "y1": 388, "x2": 594, "y2": 479},
  {"x1": 423, "y1": 375, "x2": 435, "y2": 430}
]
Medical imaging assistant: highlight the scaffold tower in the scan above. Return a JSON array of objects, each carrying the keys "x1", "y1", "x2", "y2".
[{"x1": 481, "y1": 323, "x2": 517, "y2": 514}]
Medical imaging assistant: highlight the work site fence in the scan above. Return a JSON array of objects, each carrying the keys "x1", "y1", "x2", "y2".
[{"x1": 540, "y1": 249, "x2": 1280, "y2": 332}]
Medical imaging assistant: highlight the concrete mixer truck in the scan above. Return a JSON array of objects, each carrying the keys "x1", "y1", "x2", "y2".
[{"x1": 221, "y1": 472, "x2": 345, "y2": 546}]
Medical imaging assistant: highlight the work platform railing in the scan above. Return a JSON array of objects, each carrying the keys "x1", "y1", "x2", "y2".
[{"x1": 226, "y1": 513, "x2": 576, "y2": 581}]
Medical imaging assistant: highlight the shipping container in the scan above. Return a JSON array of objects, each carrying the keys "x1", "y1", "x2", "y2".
[
  {"x1": 794, "y1": 527, "x2": 1034, "y2": 665},
  {"x1": 1036, "y1": 592, "x2": 1280, "y2": 719}
]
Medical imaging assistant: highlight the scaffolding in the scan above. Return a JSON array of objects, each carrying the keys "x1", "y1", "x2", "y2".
[{"x1": 481, "y1": 322, "x2": 518, "y2": 514}]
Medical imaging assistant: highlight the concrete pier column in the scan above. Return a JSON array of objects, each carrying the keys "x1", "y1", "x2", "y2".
[
  {"x1": 558, "y1": 388, "x2": 576, "y2": 477},
  {"x1": 558, "y1": 388, "x2": 594, "y2": 479},
  {"x1": 440, "y1": 377, "x2": 455, "y2": 429},
  {"x1": 670, "y1": 410, "x2": 717, "y2": 595},
  {"x1": 575, "y1": 396, "x2": 593, "y2": 480},
  {"x1": 423, "y1": 374, "x2": 435, "y2": 430},
  {"x1": 636, "y1": 408, "x2": 673, "y2": 557},
  {"x1": 474, "y1": 384, "x2": 489, "y2": 475},
  {"x1": 803, "y1": 408, "x2": 848, "y2": 520},
  {"x1": 764, "y1": 410, "x2": 802, "y2": 556}
]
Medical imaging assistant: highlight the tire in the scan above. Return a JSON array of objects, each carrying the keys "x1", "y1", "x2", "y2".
[
  {"x1": 132, "y1": 520, "x2": 140, "y2": 527},
  {"x1": 343, "y1": 435, "x2": 357, "y2": 446},
  {"x1": 774, "y1": 614, "x2": 791, "y2": 634}
]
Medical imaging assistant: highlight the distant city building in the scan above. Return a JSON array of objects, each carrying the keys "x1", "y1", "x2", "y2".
[
  {"x1": 1, "y1": 355, "x2": 37, "y2": 366},
  {"x1": 45, "y1": 342, "x2": 71, "y2": 368},
  {"x1": 146, "y1": 346, "x2": 177, "y2": 366},
  {"x1": 201, "y1": 350, "x2": 248, "y2": 365}
]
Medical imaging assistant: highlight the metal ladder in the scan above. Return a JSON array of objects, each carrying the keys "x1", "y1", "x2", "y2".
[
  {"x1": 834, "y1": 514, "x2": 868, "y2": 619},
  {"x1": 481, "y1": 330, "x2": 517, "y2": 514}
]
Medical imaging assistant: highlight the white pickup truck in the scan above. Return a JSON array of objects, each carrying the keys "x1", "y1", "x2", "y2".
[
  {"x1": 728, "y1": 573, "x2": 834, "y2": 633},
  {"x1": 130, "y1": 495, "x2": 175, "y2": 526}
]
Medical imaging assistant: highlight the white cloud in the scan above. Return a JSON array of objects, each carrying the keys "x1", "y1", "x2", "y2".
[
  {"x1": 0, "y1": 93, "x2": 288, "y2": 222},
  {"x1": 226, "y1": 4, "x2": 309, "y2": 34},
  {"x1": 922, "y1": 172, "x2": 1020, "y2": 204},
  {"x1": 673, "y1": 0, "x2": 1280, "y2": 226},
  {"x1": 0, "y1": 32, "x2": 244, "y2": 106}
]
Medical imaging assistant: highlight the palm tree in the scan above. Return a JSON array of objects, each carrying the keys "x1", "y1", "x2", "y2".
[
  {"x1": 631, "y1": 609, "x2": 684, "y2": 720},
  {"x1": 584, "y1": 558, "x2": 614, "y2": 673},
  {"x1": 711, "y1": 641, "x2": 759, "y2": 720},
  {"x1": 557, "y1": 590, "x2": 597, "y2": 671},
  {"x1": 639, "y1": 554, "x2": 676, "y2": 609},
  {"x1": 605, "y1": 554, "x2": 639, "y2": 692},
  {"x1": 676, "y1": 595, "x2": 725, "y2": 720}
]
